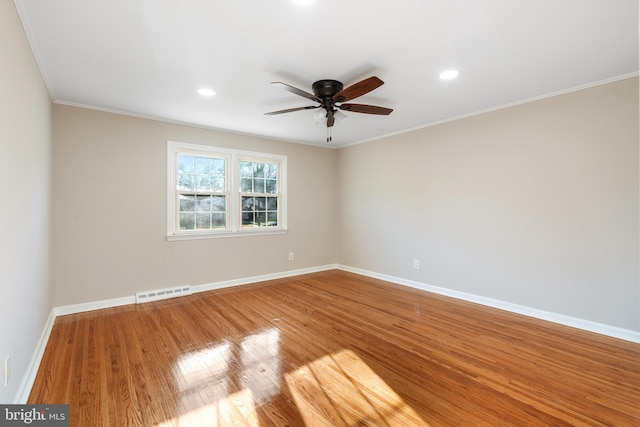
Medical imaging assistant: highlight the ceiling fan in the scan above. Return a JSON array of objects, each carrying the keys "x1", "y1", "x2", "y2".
[{"x1": 265, "y1": 76, "x2": 393, "y2": 142}]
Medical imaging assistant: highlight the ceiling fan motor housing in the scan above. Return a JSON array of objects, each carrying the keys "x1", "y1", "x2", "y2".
[
  {"x1": 313, "y1": 80, "x2": 344, "y2": 112},
  {"x1": 312, "y1": 80, "x2": 343, "y2": 99}
]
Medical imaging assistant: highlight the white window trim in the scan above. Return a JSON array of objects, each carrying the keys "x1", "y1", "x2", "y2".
[{"x1": 167, "y1": 141, "x2": 287, "y2": 241}]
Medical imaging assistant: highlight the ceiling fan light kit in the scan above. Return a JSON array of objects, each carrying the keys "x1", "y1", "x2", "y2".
[{"x1": 265, "y1": 76, "x2": 393, "y2": 143}]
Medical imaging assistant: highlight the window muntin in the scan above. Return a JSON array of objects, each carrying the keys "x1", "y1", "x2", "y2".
[{"x1": 167, "y1": 141, "x2": 286, "y2": 240}]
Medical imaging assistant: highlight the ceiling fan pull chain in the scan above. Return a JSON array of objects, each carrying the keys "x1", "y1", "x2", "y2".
[{"x1": 327, "y1": 127, "x2": 332, "y2": 143}]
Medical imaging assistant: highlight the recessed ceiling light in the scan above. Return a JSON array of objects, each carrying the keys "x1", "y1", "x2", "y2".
[
  {"x1": 439, "y1": 69, "x2": 459, "y2": 80},
  {"x1": 197, "y1": 88, "x2": 216, "y2": 97},
  {"x1": 293, "y1": 0, "x2": 315, "y2": 5}
]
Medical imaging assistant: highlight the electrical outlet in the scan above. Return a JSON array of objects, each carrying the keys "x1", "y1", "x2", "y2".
[
  {"x1": 4, "y1": 356, "x2": 10, "y2": 387},
  {"x1": 413, "y1": 259, "x2": 420, "y2": 269},
  {"x1": 288, "y1": 252, "x2": 294, "y2": 261}
]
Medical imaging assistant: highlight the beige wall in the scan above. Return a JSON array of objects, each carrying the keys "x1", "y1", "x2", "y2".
[
  {"x1": 338, "y1": 77, "x2": 639, "y2": 331},
  {"x1": 51, "y1": 105, "x2": 338, "y2": 306},
  {"x1": 0, "y1": 1, "x2": 52, "y2": 402},
  {"x1": 52, "y1": 78, "x2": 639, "y2": 332}
]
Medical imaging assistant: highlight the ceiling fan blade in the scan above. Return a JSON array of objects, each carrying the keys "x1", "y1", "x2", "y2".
[
  {"x1": 339, "y1": 103, "x2": 393, "y2": 115},
  {"x1": 332, "y1": 76, "x2": 384, "y2": 102},
  {"x1": 271, "y1": 82, "x2": 321, "y2": 102},
  {"x1": 264, "y1": 105, "x2": 319, "y2": 115},
  {"x1": 326, "y1": 109, "x2": 335, "y2": 127}
]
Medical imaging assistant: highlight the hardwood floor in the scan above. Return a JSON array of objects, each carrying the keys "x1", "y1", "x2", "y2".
[{"x1": 29, "y1": 270, "x2": 640, "y2": 426}]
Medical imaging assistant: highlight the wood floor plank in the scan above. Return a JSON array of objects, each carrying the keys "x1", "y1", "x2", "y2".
[{"x1": 29, "y1": 270, "x2": 640, "y2": 426}]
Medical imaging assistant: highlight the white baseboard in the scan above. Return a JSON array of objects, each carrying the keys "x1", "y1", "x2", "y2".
[
  {"x1": 337, "y1": 264, "x2": 640, "y2": 344},
  {"x1": 50, "y1": 264, "x2": 339, "y2": 317},
  {"x1": 14, "y1": 309, "x2": 56, "y2": 404},
  {"x1": 53, "y1": 296, "x2": 136, "y2": 317},
  {"x1": 193, "y1": 264, "x2": 338, "y2": 293}
]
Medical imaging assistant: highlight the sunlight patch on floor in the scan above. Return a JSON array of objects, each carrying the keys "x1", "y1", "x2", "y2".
[
  {"x1": 157, "y1": 331, "x2": 428, "y2": 426},
  {"x1": 285, "y1": 349, "x2": 430, "y2": 426},
  {"x1": 158, "y1": 328, "x2": 281, "y2": 426},
  {"x1": 239, "y1": 328, "x2": 281, "y2": 405},
  {"x1": 175, "y1": 341, "x2": 232, "y2": 393},
  {"x1": 155, "y1": 388, "x2": 258, "y2": 427}
]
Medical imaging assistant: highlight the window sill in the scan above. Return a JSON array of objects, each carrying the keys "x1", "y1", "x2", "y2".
[{"x1": 167, "y1": 228, "x2": 288, "y2": 241}]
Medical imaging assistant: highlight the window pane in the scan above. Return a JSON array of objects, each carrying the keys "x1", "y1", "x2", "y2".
[
  {"x1": 241, "y1": 178, "x2": 253, "y2": 192},
  {"x1": 212, "y1": 213, "x2": 225, "y2": 228},
  {"x1": 213, "y1": 177, "x2": 225, "y2": 192},
  {"x1": 212, "y1": 196, "x2": 226, "y2": 212},
  {"x1": 196, "y1": 213, "x2": 211, "y2": 229},
  {"x1": 253, "y1": 163, "x2": 265, "y2": 178},
  {"x1": 256, "y1": 212, "x2": 266, "y2": 225},
  {"x1": 242, "y1": 196, "x2": 254, "y2": 211},
  {"x1": 194, "y1": 157, "x2": 211, "y2": 174},
  {"x1": 265, "y1": 179, "x2": 277, "y2": 194},
  {"x1": 240, "y1": 162, "x2": 253, "y2": 177},
  {"x1": 178, "y1": 174, "x2": 194, "y2": 191},
  {"x1": 255, "y1": 197, "x2": 266, "y2": 210},
  {"x1": 178, "y1": 155, "x2": 195, "y2": 173},
  {"x1": 212, "y1": 159, "x2": 225, "y2": 176},
  {"x1": 196, "y1": 175, "x2": 211, "y2": 191},
  {"x1": 180, "y1": 213, "x2": 195, "y2": 230},
  {"x1": 242, "y1": 212, "x2": 254, "y2": 226},
  {"x1": 265, "y1": 164, "x2": 278, "y2": 179},
  {"x1": 267, "y1": 212, "x2": 277, "y2": 226},
  {"x1": 196, "y1": 195, "x2": 211, "y2": 211},
  {"x1": 267, "y1": 197, "x2": 278, "y2": 210},
  {"x1": 179, "y1": 195, "x2": 196, "y2": 212},
  {"x1": 253, "y1": 178, "x2": 265, "y2": 193}
]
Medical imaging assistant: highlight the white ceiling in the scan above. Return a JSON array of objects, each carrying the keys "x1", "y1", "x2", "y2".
[{"x1": 15, "y1": 0, "x2": 639, "y2": 147}]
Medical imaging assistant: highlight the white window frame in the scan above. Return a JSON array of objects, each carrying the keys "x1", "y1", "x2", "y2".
[{"x1": 167, "y1": 141, "x2": 287, "y2": 240}]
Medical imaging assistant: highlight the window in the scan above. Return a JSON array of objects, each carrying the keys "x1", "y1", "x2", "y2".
[{"x1": 167, "y1": 141, "x2": 287, "y2": 240}]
